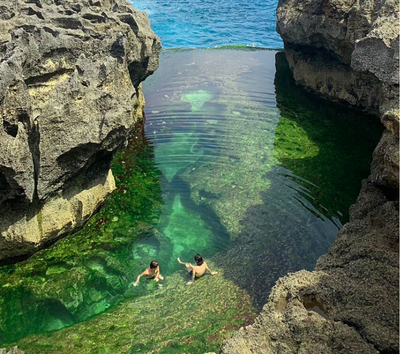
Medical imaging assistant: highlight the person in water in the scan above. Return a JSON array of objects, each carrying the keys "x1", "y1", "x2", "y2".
[
  {"x1": 133, "y1": 260, "x2": 164, "y2": 286},
  {"x1": 177, "y1": 254, "x2": 218, "y2": 285}
]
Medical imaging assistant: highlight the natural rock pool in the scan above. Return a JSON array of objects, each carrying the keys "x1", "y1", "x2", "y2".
[{"x1": 0, "y1": 49, "x2": 382, "y2": 353}]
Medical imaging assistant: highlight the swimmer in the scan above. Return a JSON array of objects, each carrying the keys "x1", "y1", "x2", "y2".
[
  {"x1": 177, "y1": 254, "x2": 218, "y2": 285},
  {"x1": 133, "y1": 260, "x2": 164, "y2": 287}
]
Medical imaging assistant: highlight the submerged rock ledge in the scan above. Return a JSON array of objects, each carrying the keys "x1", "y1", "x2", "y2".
[
  {"x1": 221, "y1": 0, "x2": 399, "y2": 352},
  {"x1": 0, "y1": 0, "x2": 161, "y2": 264}
]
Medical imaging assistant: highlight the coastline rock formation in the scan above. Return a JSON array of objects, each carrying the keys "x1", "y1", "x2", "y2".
[
  {"x1": 221, "y1": 0, "x2": 399, "y2": 352},
  {"x1": 0, "y1": 0, "x2": 161, "y2": 263}
]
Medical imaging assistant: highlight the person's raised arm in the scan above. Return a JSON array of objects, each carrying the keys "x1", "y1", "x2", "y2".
[
  {"x1": 154, "y1": 267, "x2": 164, "y2": 281},
  {"x1": 133, "y1": 270, "x2": 148, "y2": 286},
  {"x1": 205, "y1": 262, "x2": 218, "y2": 275}
]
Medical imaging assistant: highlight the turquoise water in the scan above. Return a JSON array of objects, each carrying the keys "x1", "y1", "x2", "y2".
[
  {"x1": 131, "y1": 0, "x2": 283, "y2": 48},
  {"x1": 142, "y1": 49, "x2": 382, "y2": 305},
  {"x1": 0, "y1": 49, "x2": 381, "y2": 353}
]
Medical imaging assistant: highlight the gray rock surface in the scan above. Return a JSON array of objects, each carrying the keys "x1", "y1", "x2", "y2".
[
  {"x1": 221, "y1": 182, "x2": 399, "y2": 354},
  {"x1": 0, "y1": 0, "x2": 161, "y2": 263},
  {"x1": 221, "y1": 0, "x2": 399, "y2": 352},
  {"x1": 0, "y1": 347, "x2": 24, "y2": 354},
  {"x1": 276, "y1": 0, "x2": 399, "y2": 188},
  {"x1": 277, "y1": 0, "x2": 399, "y2": 116}
]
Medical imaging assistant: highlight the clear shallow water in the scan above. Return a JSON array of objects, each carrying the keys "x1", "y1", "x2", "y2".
[
  {"x1": 131, "y1": 0, "x2": 283, "y2": 48},
  {"x1": 0, "y1": 49, "x2": 382, "y2": 353}
]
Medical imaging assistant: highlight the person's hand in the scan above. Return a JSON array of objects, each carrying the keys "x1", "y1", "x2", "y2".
[
  {"x1": 211, "y1": 271, "x2": 218, "y2": 275},
  {"x1": 133, "y1": 281, "x2": 139, "y2": 287},
  {"x1": 186, "y1": 281, "x2": 193, "y2": 285}
]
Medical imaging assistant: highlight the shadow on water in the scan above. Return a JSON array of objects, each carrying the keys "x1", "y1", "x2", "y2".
[{"x1": 273, "y1": 52, "x2": 383, "y2": 222}]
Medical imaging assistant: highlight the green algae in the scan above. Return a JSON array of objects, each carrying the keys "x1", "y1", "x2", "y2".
[
  {"x1": 273, "y1": 117, "x2": 320, "y2": 160},
  {"x1": 181, "y1": 90, "x2": 214, "y2": 112},
  {"x1": 273, "y1": 52, "x2": 383, "y2": 221},
  {"x1": 13, "y1": 264, "x2": 256, "y2": 354},
  {"x1": 0, "y1": 131, "x2": 163, "y2": 344},
  {"x1": 154, "y1": 131, "x2": 204, "y2": 182},
  {"x1": 160, "y1": 194, "x2": 215, "y2": 270}
]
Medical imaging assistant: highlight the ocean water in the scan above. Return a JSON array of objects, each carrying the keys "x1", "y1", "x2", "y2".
[{"x1": 131, "y1": 0, "x2": 283, "y2": 48}]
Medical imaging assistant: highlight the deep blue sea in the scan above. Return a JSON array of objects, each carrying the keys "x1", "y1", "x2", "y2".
[{"x1": 130, "y1": 0, "x2": 283, "y2": 48}]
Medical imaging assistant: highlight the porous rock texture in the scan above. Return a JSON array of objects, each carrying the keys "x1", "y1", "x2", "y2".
[
  {"x1": 0, "y1": 0, "x2": 161, "y2": 263},
  {"x1": 221, "y1": 0, "x2": 399, "y2": 353},
  {"x1": 0, "y1": 347, "x2": 24, "y2": 354},
  {"x1": 221, "y1": 181, "x2": 398, "y2": 354}
]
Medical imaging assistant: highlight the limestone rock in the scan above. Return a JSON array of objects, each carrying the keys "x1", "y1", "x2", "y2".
[
  {"x1": 0, "y1": 169, "x2": 115, "y2": 261},
  {"x1": 221, "y1": 183, "x2": 399, "y2": 353},
  {"x1": 370, "y1": 130, "x2": 399, "y2": 188},
  {"x1": 0, "y1": 0, "x2": 161, "y2": 263},
  {"x1": 277, "y1": 0, "x2": 399, "y2": 116},
  {"x1": 0, "y1": 348, "x2": 24, "y2": 354}
]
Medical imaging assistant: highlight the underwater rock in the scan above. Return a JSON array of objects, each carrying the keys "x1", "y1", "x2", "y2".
[
  {"x1": 12, "y1": 263, "x2": 257, "y2": 354},
  {"x1": 181, "y1": 89, "x2": 214, "y2": 112},
  {"x1": 0, "y1": 0, "x2": 161, "y2": 263}
]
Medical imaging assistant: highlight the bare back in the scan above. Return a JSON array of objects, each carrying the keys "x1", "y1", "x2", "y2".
[{"x1": 190, "y1": 261, "x2": 208, "y2": 277}]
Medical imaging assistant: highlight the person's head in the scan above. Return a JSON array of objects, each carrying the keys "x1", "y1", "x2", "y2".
[
  {"x1": 194, "y1": 254, "x2": 203, "y2": 266},
  {"x1": 150, "y1": 260, "x2": 159, "y2": 269}
]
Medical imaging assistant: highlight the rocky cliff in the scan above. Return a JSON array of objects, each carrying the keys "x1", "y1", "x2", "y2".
[
  {"x1": 221, "y1": 0, "x2": 399, "y2": 352},
  {"x1": 0, "y1": 0, "x2": 161, "y2": 264}
]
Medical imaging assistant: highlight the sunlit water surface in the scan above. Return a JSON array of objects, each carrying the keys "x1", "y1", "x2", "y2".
[
  {"x1": 131, "y1": 0, "x2": 283, "y2": 48},
  {"x1": 0, "y1": 50, "x2": 382, "y2": 353}
]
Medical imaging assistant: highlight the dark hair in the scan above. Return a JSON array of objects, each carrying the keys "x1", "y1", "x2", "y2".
[
  {"x1": 194, "y1": 254, "x2": 203, "y2": 266},
  {"x1": 150, "y1": 260, "x2": 159, "y2": 269}
]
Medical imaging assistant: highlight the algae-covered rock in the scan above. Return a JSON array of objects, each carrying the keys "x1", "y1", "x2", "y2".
[
  {"x1": 0, "y1": 347, "x2": 24, "y2": 354},
  {"x1": 0, "y1": 0, "x2": 161, "y2": 263},
  {"x1": 181, "y1": 90, "x2": 214, "y2": 111},
  {"x1": 179, "y1": 74, "x2": 279, "y2": 239},
  {"x1": 0, "y1": 134, "x2": 163, "y2": 344},
  {"x1": 13, "y1": 264, "x2": 256, "y2": 354}
]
